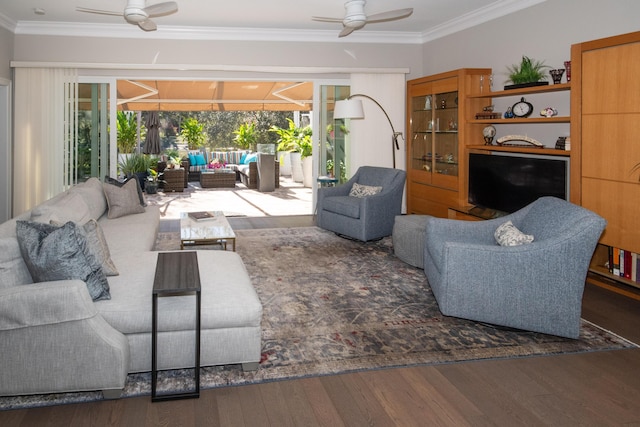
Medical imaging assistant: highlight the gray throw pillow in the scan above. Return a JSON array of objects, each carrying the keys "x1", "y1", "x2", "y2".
[
  {"x1": 16, "y1": 220, "x2": 111, "y2": 301},
  {"x1": 103, "y1": 179, "x2": 146, "y2": 219},
  {"x1": 104, "y1": 175, "x2": 146, "y2": 207},
  {"x1": 51, "y1": 218, "x2": 119, "y2": 276}
]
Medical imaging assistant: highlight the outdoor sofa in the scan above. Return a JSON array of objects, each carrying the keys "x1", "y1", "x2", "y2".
[{"x1": 0, "y1": 177, "x2": 262, "y2": 398}]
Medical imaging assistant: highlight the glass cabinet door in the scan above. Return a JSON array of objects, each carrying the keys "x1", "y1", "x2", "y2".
[
  {"x1": 432, "y1": 90, "x2": 458, "y2": 179},
  {"x1": 409, "y1": 85, "x2": 433, "y2": 182}
]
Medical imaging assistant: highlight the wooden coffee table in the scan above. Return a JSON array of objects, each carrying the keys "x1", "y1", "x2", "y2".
[{"x1": 180, "y1": 211, "x2": 236, "y2": 251}]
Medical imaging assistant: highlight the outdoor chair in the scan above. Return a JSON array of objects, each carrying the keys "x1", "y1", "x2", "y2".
[
  {"x1": 316, "y1": 166, "x2": 406, "y2": 242},
  {"x1": 422, "y1": 196, "x2": 606, "y2": 338}
]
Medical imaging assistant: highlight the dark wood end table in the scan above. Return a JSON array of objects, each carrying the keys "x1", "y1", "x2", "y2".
[{"x1": 152, "y1": 251, "x2": 201, "y2": 401}]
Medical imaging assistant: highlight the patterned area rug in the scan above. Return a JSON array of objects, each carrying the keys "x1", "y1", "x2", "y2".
[{"x1": 2, "y1": 226, "x2": 636, "y2": 410}]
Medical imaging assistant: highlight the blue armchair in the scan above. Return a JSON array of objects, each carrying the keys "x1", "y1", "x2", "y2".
[
  {"x1": 422, "y1": 197, "x2": 606, "y2": 338},
  {"x1": 316, "y1": 166, "x2": 406, "y2": 242}
]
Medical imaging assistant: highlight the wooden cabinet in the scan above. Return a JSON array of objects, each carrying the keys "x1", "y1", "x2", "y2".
[
  {"x1": 572, "y1": 31, "x2": 640, "y2": 289},
  {"x1": 406, "y1": 69, "x2": 490, "y2": 216}
]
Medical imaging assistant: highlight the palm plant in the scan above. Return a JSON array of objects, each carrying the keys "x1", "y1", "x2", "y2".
[{"x1": 116, "y1": 111, "x2": 145, "y2": 153}]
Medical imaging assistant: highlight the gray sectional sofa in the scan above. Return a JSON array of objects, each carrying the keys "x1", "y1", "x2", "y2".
[{"x1": 0, "y1": 177, "x2": 262, "y2": 398}]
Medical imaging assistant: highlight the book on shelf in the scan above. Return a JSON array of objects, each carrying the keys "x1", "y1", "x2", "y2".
[
  {"x1": 188, "y1": 211, "x2": 216, "y2": 221},
  {"x1": 606, "y1": 245, "x2": 640, "y2": 283}
]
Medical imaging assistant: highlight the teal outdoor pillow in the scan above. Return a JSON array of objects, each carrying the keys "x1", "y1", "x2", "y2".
[
  {"x1": 16, "y1": 220, "x2": 111, "y2": 301},
  {"x1": 243, "y1": 153, "x2": 258, "y2": 164},
  {"x1": 195, "y1": 154, "x2": 206, "y2": 166}
]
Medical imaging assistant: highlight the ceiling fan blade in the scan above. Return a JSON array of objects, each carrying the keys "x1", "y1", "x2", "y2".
[
  {"x1": 339, "y1": 26, "x2": 356, "y2": 38},
  {"x1": 138, "y1": 19, "x2": 157, "y2": 31},
  {"x1": 144, "y1": 1, "x2": 178, "y2": 18},
  {"x1": 312, "y1": 16, "x2": 343, "y2": 23},
  {"x1": 76, "y1": 6, "x2": 123, "y2": 17},
  {"x1": 367, "y1": 8, "x2": 413, "y2": 24}
]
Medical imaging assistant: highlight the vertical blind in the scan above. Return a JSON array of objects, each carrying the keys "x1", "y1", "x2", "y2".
[{"x1": 13, "y1": 68, "x2": 77, "y2": 216}]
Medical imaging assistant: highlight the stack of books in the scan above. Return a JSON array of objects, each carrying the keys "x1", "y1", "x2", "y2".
[{"x1": 608, "y1": 247, "x2": 640, "y2": 283}]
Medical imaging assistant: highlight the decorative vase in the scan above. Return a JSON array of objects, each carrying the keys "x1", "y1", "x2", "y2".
[{"x1": 549, "y1": 69, "x2": 565, "y2": 84}]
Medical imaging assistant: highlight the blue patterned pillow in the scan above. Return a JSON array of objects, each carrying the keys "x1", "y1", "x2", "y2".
[{"x1": 16, "y1": 220, "x2": 111, "y2": 301}]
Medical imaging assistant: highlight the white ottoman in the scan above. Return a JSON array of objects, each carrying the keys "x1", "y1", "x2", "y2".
[{"x1": 392, "y1": 215, "x2": 431, "y2": 268}]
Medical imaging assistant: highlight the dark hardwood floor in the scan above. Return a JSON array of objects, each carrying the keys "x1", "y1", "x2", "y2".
[{"x1": 3, "y1": 215, "x2": 640, "y2": 426}]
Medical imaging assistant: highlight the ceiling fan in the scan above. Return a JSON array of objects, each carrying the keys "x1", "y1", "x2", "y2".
[
  {"x1": 312, "y1": 0, "x2": 413, "y2": 38},
  {"x1": 76, "y1": 0, "x2": 178, "y2": 32}
]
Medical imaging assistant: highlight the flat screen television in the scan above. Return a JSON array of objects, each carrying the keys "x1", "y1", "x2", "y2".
[{"x1": 468, "y1": 152, "x2": 569, "y2": 216}]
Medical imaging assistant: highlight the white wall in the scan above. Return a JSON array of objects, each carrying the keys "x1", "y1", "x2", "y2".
[{"x1": 0, "y1": 26, "x2": 13, "y2": 80}]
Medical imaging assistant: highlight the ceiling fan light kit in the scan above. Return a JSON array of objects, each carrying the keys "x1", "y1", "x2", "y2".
[
  {"x1": 76, "y1": 0, "x2": 178, "y2": 31},
  {"x1": 312, "y1": 0, "x2": 413, "y2": 38}
]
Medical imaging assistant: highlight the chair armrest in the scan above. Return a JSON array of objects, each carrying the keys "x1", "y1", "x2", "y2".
[{"x1": 0, "y1": 280, "x2": 97, "y2": 331}]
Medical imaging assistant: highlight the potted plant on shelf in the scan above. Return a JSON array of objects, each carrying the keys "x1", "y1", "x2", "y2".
[{"x1": 504, "y1": 56, "x2": 550, "y2": 90}]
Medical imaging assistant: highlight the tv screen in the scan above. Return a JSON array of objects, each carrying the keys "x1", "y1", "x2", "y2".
[{"x1": 468, "y1": 152, "x2": 568, "y2": 215}]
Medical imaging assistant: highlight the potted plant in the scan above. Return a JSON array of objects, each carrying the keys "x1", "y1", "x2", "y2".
[
  {"x1": 145, "y1": 168, "x2": 162, "y2": 194},
  {"x1": 179, "y1": 117, "x2": 206, "y2": 150},
  {"x1": 269, "y1": 118, "x2": 312, "y2": 183},
  {"x1": 233, "y1": 122, "x2": 258, "y2": 151},
  {"x1": 118, "y1": 153, "x2": 156, "y2": 190},
  {"x1": 116, "y1": 111, "x2": 146, "y2": 166},
  {"x1": 505, "y1": 56, "x2": 550, "y2": 90}
]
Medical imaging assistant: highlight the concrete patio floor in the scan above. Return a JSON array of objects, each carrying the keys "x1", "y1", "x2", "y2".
[{"x1": 145, "y1": 175, "x2": 314, "y2": 221}]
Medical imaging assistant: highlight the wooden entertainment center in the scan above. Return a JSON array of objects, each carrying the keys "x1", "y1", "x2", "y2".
[{"x1": 406, "y1": 30, "x2": 640, "y2": 292}]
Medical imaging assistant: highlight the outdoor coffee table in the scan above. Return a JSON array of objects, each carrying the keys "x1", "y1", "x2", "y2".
[
  {"x1": 200, "y1": 169, "x2": 236, "y2": 188},
  {"x1": 180, "y1": 211, "x2": 236, "y2": 251}
]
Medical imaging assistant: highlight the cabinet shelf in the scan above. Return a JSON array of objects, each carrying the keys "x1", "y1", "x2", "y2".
[
  {"x1": 467, "y1": 144, "x2": 570, "y2": 156},
  {"x1": 469, "y1": 82, "x2": 571, "y2": 99},
  {"x1": 470, "y1": 116, "x2": 570, "y2": 124}
]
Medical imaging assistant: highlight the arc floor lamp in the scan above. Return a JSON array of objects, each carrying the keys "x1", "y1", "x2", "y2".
[{"x1": 333, "y1": 94, "x2": 403, "y2": 169}]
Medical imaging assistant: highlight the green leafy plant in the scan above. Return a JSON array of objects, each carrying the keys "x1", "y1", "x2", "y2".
[
  {"x1": 179, "y1": 117, "x2": 206, "y2": 149},
  {"x1": 506, "y1": 56, "x2": 550, "y2": 85},
  {"x1": 233, "y1": 122, "x2": 258, "y2": 150},
  {"x1": 118, "y1": 153, "x2": 157, "y2": 176},
  {"x1": 269, "y1": 118, "x2": 312, "y2": 156},
  {"x1": 116, "y1": 111, "x2": 145, "y2": 153}
]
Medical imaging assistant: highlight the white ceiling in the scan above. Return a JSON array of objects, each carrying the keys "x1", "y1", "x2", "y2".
[{"x1": 0, "y1": 0, "x2": 546, "y2": 43}]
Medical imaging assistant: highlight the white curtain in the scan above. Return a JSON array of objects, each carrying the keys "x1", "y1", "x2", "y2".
[{"x1": 13, "y1": 68, "x2": 78, "y2": 216}]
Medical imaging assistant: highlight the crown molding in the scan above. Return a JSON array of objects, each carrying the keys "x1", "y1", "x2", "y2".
[
  {"x1": 5, "y1": 0, "x2": 547, "y2": 45},
  {"x1": 421, "y1": 0, "x2": 547, "y2": 43},
  {"x1": 12, "y1": 21, "x2": 424, "y2": 44}
]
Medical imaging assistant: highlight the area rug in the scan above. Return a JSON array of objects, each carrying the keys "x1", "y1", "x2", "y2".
[{"x1": 2, "y1": 226, "x2": 636, "y2": 410}]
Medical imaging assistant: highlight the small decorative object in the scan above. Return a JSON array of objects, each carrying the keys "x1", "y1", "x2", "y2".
[
  {"x1": 440, "y1": 99, "x2": 446, "y2": 109},
  {"x1": 446, "y1": 153, "x2": 455, "y2": 163},
  {"x1": 504, "y1": 107, "x2": 514, "y2": 119},
  {"x1": 511, "y1": 97, "x2": 534, "y2": 118},
  {"x1": 504, "y1": 56, "x2": 550, "y2": 90},
  {"x1": 549, "y1": 69, "x2": 565, "y2": 84},
  {"x1": 475, "y1": 105, "x2": 501, "y2": 119},
  {"x1": 483, "y1": 125, "x2": 497, "y2": 145},
  {"x1": 208, "y1": 158, "x2": 227, "y2": 170},
  {"x1": 424, "y1": 95, "x2": 432, "y2": 110},
  {"x1": 540, "y1": 107, "x2": 558, "y2": 117},
  {"x1": 564, "y1": 60, "x2": 572, "y2": 82}
]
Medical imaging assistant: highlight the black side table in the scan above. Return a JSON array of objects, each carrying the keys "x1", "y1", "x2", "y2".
[{"x1": 152, "y1": 251, "x2": 201, "y2": 401}]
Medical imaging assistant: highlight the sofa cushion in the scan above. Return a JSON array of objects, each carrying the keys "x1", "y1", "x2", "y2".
[
  {"x1": 68, "y1": 177, "x2": 107, "y2": 220},
  {"x1": 16, "y1": 221, "x2": 111, "y2": 301},
  {"x1": 103, "y1": 179, "x2": 146, "y2": 219},
  {"x1": 0, "y1": 237, "x2": 33, "y2": 289},
  {"x1": 349, "y1": 182, "x2": 382, "y2": 198},
  {"x1": 243, "y1": 153, "x2": 258, "y2": 164},
  {"x1": 30, "y1": 192, "x2": 92, "y2": 225},
  {"x1": 495, "y1": 220, "x2": 534, "y2": 246}
]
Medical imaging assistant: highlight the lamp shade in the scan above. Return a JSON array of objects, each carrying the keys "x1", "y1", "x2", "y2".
[{"x1": 334, "y1": 98, "x2": 364, "y2": 119}]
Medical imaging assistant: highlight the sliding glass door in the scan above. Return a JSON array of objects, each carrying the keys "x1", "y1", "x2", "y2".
[{"x1": 76, "y1": 83, "x2": 110, "y2": 182}]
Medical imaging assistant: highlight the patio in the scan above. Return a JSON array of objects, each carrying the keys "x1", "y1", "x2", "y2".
[{"x1": 145, "y1": 176, "x2": 313, "y2": 223}]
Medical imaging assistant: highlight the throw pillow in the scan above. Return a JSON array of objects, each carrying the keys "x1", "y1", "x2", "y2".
[
  {"x1": 243, "y1": 153, "x2": 258, "y2": 164},
  {"x1": 30, "y1": 192, "x2": 92, "y2": 225},
  {"x1": 16, "y1": 221, "x2": 110, "y2": 301},
  {"x1": 349, "y1": 182, "x2": 383, "y2": 198},
  {"x1": 195, "y1": 154, "x2": 206, "y2": 166},
  {"x1": 494, "y1": 220, "x2": 534, "y2": 246},
  {"x1": 0, "y1": 237, "x2": 33, "y2": 289},
  {"x1": 104, "y1": 175, "x2": 146, "y2": 207},
  {"x1": 51, "y1": 218, "x2": 119, "y2": 276},
  {"x1": 103, "y1": 179, "x2": 146, "y2": 219}
]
